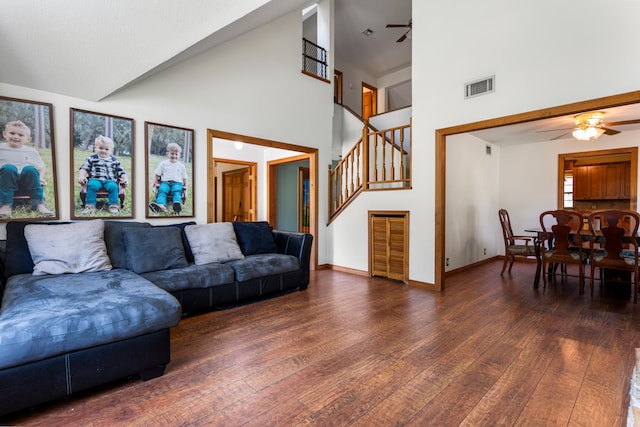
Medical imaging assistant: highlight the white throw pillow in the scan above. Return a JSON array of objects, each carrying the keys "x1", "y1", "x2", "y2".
[
  {"x1": 184, "y1": 222, "x2": 245, "y2": 264},
  {"x1": 24, "y1": 219, "x2": 112, "y2": 275}
]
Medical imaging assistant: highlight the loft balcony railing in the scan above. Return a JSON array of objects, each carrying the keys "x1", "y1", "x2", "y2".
[
  {"x1": 329, "y1": 121, "x2": 412, "y2": 222},
  {"x1": 302, "y1": 38, "x2": 328, "y2": 80}
]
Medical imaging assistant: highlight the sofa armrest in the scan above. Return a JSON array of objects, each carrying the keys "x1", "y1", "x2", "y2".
[{"x1": 272, "y1": 230, "x2": 313, "y2": 288}]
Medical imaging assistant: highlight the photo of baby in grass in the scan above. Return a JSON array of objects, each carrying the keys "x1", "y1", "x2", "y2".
[
  {"x1": 71, "y1": 108, "x2": 134, "y2": 219},
  {"x1": 0, "y1": 96, "x2": 58, "y2": 221},
  {"x1": 145, "y1": 122, "x2": 194, "y2": 218}
]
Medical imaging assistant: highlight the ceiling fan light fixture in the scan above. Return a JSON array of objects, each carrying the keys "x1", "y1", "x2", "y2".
[
  {"x1": 572, "y1": 112, "x2": 606, "y2": 141},
  {"x1": 572, "y1": 126, "x2": 605, "y2": 141}
]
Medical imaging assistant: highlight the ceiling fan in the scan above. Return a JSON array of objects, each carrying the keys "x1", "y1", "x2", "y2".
[
  {"x1": 386, "y1": 19, "x2": 412, "y2": 43},
  {"x1": 543, "y1": 111, "x2": 640, "y2": 141}
]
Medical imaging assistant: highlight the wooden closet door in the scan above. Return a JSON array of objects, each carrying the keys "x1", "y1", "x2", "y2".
[
  {"x1": 387, "y1": 216, "x2": 406, "y2": 281},
  {"x1": 371, "y1": 216, "x2": 390, "y2": 277},
  {"x1": 369, "y1": 212, "x2": 408, "y2": 283}
]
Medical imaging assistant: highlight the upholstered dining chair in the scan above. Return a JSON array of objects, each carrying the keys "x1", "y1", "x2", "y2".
[
  {"x1": 498, "y1": 209, "x2": 538, "y2": 275},
  {"x1": 587, "y1": 210, "x2": 640, "y2": 303},
  {"x1": 539, "y1": 209, "x2": 587, "y2": 293}
]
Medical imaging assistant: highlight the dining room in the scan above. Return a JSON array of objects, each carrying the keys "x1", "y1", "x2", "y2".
[{"x1": 443, "y1": 102, "x2": 640, "y2": 280}]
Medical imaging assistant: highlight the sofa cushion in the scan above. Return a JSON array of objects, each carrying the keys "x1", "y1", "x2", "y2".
[
  {"x1": 232, "y1": 221, "x2": 278, "y2": 255},
  {"x1": 0, "y1": 269, "x2": 181, "y2": 370},
  {"x1": 24, "y1": 220, "x2": 112, "y2": 276},
  {"x1": 141, "y1": 262, "x2": 235, "y2": 292},
  {"x1": 4, "y1": 221, "x2": 68, "y2": 277},
  {"x1": 104, "y1": 221, "x2": 151, "y2": 268},
  {"x1": 153, "y1": 221, "x2": 196, "y2": 263},
  {"x1": 225, "y1": 253, "x2": 299, "y2": 282},
  {"x1": 122, "y1": 226, "x2": 188, "y2": 274},
  {"x1": 184, "y1": 223, "x2": 244, "y2": 264}
]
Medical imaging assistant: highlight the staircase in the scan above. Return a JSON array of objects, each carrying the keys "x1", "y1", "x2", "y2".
[{"x1": 329, "y1": 107, "x2": 411, "y2": 222}]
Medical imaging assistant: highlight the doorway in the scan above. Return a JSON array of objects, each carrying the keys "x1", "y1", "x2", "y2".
[
  {"x1": 267, "y1": 154, "x2": 310, "y2": 232},
  {"x1": 216, "y1": 160, "x2": 257, "y2": 222},
  {"x1": 435, "y1": 90, "x2": 640, "y2": 291},
  {"x1": 362, "y1": 82, "x2": 377, "y2": 121},
  {"x1": 208, "y1": 129, "x2": 319, "y2": 269},
  {"x1": 334, "y1": 69, "x2": 343, "y2": 105}
]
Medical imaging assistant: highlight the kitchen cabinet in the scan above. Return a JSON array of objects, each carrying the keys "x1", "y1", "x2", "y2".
[{"x1": 573, "y1": 162, "x2": 630, "y2": 200}]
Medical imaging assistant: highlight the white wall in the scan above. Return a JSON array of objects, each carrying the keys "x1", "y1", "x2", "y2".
[
  {"x1": 445, "y1": 134, "x2": 500, "y2": 271},
  {"x1": 334, "y1": 59, "x2": 377, "y2": 114},
  {"x1": 377, "y1": 65, "x2": 411, "y2": 112},
  {"x1": 0, "y1": 10, "x2": 335, "y2": 265}
]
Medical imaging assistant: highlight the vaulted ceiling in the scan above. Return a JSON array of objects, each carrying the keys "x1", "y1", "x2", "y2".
[{"x1": 0, "y1": 0, "x2": 411, "y2": 102}]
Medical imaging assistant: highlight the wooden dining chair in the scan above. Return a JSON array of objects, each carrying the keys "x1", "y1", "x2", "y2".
[
  {"x1": 587, "y1": 210, "x2": 640, "y2": 303},
  {"x1": 539, "y1": 210, "x2": 587, "y2": 293},
  {"x1": 498, "y1": 209, "x2": 538, "y2": 275}
]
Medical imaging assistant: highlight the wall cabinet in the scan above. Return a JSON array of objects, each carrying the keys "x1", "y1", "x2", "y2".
[
  {"x1": 369, "y1": 211, "x2": 408, "y2": 283},
  {"x1": 573, "y1": 162, "x2": 630, "y2": 200}
]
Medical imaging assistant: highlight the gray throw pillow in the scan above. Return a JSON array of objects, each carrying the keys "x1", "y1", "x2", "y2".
[
  {"x1": 24, "y1": 219, "x2": 112, "y2": 276},
  {"x1": 184, "y1": 222, "x2": 244, "y2": 265},
  {"x1": 122, "y1": 226, "x2": 188, "y2": 274}
]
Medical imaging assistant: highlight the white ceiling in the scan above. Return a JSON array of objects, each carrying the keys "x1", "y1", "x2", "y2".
[
  {"x1": 0, "y1": 0, "x2": 311, "y2": 101},
  {"x1": 470, "y1": 103, "x2": 640, "y2": 146},
  {"x1": 334, "y1": 0, "x2": 412, "y2": 77}
]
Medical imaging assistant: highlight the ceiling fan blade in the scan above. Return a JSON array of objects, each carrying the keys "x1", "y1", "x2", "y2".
[
  {"x1": 550, "y1": 131, "x2": 573, "y2": 141},
  {"x1": 535, "y1": 127, "x2": 573, "y2": 133},
  {"x1": 386, "y1": 24, "x2": 409, "y2": 28},
  {"x1": 602, "y1": 127, "x2": 621, "y2": 136},
  {"x1": 604, "y1": 119, "x2": 640, "y2": 127},
  {"x1": 396, "y1": 34, "x2": 407, "y2": 43}
]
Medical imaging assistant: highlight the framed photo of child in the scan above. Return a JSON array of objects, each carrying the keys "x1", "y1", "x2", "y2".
[
  {"x1": 0, "y1": 96, "x2": 58, "y2": 221},
  {"x1": 70, "y1": 108, "x2": 134, "y2": 219},
  {"x1": 145, "y1": 122, "x2": 194, "y2": 218}
]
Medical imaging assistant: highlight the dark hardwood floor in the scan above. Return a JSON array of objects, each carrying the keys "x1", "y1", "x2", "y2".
[{"x1": 3, "y1": 261, "x2": 639, "y2": 426}]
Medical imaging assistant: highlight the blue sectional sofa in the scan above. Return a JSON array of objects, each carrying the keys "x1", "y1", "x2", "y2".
[{"x1": 0, "y1": 219, "x2": 312, "y2": 417}]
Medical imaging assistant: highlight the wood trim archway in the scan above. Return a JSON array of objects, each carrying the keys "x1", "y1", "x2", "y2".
[
  {"x1": 207, "y1": 129, "x2": 318, "y2": 270},
  {"x1": 435, "y1": 90, "x2": 640, "y2": 291}
]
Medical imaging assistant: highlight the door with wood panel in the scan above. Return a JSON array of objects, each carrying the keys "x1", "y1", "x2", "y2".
[
  {"x1": 369, "y1": 211, "x2": 409, "y2": 283},
  {"x1": 362, "y1": 82, "x2": 377, "y2": 121},
  {"x1": 223, "y1": 167, "x2": 251, "y2": 221}
]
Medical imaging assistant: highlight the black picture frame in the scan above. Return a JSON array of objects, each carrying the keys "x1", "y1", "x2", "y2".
[
  {"x1": 0, "y1": 96, "x2": 58, "y2": 221},
  {"x1": 70, "y1": 108, "x2": 134, "y2": 219},
  {"x1": 145, "y1": 122, "x2": 194, "y2": 218}
]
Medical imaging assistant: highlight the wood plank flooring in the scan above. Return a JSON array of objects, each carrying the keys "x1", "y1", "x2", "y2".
[{"x1": 3, "y1": 260, "x2": 640, "y2": 426}]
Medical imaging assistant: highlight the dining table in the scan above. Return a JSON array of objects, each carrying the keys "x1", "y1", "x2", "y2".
[{"x1": 524, "y1": 225, "x2": 640, "y2": 289}]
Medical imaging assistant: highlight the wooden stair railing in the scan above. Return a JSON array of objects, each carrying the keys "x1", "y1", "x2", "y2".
[
  {"x1": 329, "y1": 120, "x2": 411, "y2": 222},
  {"x1": 366, "y1": 122, "x2": 411, "y2": 190},
  {"x1": 328, "y1": 138, "x2": 364, "y2": 220}
]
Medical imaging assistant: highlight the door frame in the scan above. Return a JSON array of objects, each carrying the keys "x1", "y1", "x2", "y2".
[
  {"x1": 208, "y1": 129, "x2": 318, "y2": 270},
  {"x1": 362, "y1": 81, "x2": 377, "y2": 121},
  {"x1": 435, "y1": 90, "x2": 640, "y2": 292}
]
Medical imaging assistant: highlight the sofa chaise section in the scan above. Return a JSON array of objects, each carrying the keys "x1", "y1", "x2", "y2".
[{"x1": 0, "y1": 269, "x2": 181, "y2": 416}]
